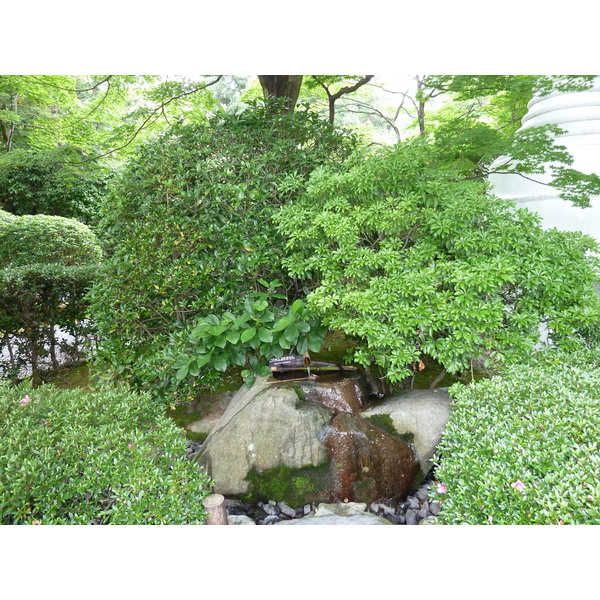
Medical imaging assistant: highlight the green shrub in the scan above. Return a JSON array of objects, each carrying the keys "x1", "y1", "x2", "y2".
[
  {"x1": 431, "y1": 349, "x2": 600, "y2": 524},
  {"x1": 0, "y1": 211, "x2": 102, "y2": 382},
  {"x1": 0, "y1": 382, "x2": 212, "y2": 524},
  {"x1": 90, "y1": 100, "x2": 358, "y2": 398},
  {"x1": 0, "y1": 210, "x2": 102, "y2": 267},
  {"x1": 0, "y1": 147, "x2": 109, "y2": 225},
  {"x1": 277, "y1": 140, "x2": 600, "y2": 385}
]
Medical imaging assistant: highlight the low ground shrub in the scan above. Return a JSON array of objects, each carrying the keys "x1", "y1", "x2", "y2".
[
  {"x1": 0, "y1": 382, "x2": 212, "y2": 524},
  {"x1": 431, "y1": 348, "x2": 600, "y2": 524}
]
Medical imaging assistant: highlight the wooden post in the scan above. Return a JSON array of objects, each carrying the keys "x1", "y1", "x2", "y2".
[{"x1": 202, "y1": 494, "x2": 228, "y2": 525}]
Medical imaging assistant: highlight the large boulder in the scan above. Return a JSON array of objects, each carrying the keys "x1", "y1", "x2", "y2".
[
  {"x1": 361, "y1": 388, "x2": 452, "y2": 474},
  {"x1": 196, "y1": 375, "x2": 421, "y2": 506},
  {"x1": 196, "y1": 377, "x2": 333, "y2": 501}
]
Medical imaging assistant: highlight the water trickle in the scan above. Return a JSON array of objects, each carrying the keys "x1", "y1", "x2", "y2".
[
  {"x1": 326, "y1": 413, "x2": 420, "y2": 502},
  {"x1": 294, "y1": 372, "x2": 368, "y2": 414}
]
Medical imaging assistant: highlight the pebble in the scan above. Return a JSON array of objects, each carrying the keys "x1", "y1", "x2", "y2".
[{"x1": 263, "y1": 514, "x2": 280, "y2": 525}]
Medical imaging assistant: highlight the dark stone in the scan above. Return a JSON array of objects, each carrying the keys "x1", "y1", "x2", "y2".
[
  {"x1": 277, "y1": 502, "x2": 297, "y2": 519},
  {"x1": 248, "y1": 507, "x2": 268, "y2": 521},
  {"x1": 417, "y1": 504, "x2": 429, "y2": 519}
]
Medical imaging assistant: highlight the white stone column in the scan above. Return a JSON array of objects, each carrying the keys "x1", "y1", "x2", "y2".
[{"x1": 489, "y1": 78, "x2": 600, "y2": 244}]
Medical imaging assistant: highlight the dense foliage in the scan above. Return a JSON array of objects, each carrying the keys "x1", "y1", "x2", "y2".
[
  {"x1": 277, "y1": 141, "x2": 600, "y2": 385},
  {"x1": 90, "y1": 100, "x2": 358, "y2": 399},
  {"x1": 0, "y1": 148, "x2": 109, "y2": 225},
  {"x1": 431, "y1": 348, "x2": 600, "y2": 524},
  {"x1": 0, "y1": 211, "x2": 102, "y2": 383},
  {"x1": 0, "y1": 382, "x2": 212, "y2": 524}
]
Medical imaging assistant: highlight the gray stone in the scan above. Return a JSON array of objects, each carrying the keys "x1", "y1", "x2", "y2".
[
  {"x1": 227, "y1": 515, "x2": 256, "y2": 525},
  {"x1": 314, "y1": 502, "x2": 367, "y2": 517},
  {"x1": 304, "y1": 504, "x2": 312, "y2": 515},
  {"x1": 196, "y1": 377, "x2": 333, "y2": 496},
  {"x1": 417, "y1": 504, "x2": 429, "y2": 519},
  {"x1": 415, "y1": 488, "x2": 430, "y2": 502},
  {"x1": 405, "y1": 509, "x2": 419, "y2": 525},
  {"x1": 264, "y1": 514, "x2": 280, "y2": 525},
  {"x1": 277, "y1": 502, "x2": 297, "y2": 519},
  {"x1": 408, "y1": 496, "x2": 421, "y2": 510},
  {"x1": 429, "y1": 501, "x2": 442, "y2": 516},
  {"x1": 263, "y1": 504, "x2": 279, "y2": 516},
  {"x1": 419, "y1": 516, "x2": 439, "y2": 525},
  {"x1": 277, "y1": 512, "x2": 392, "y2": 525},
  {"x1": 370, "y1": 502, "x2": 380, "y2": 513},
  {"x1": 361, "y1": 388, "x2": 452, "y2": 474}
]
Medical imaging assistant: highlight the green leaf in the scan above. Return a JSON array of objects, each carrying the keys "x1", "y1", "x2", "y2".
[
  {"x1": 213, "y1": 355, "x2": 228, "y2": 372},
  {"x1": 226, "y1": 330, "x2": 241, "y2": 344},
  {"x1": 253, "y1": 299, "x2": 268, "y2": 312},
  {"x1": 214, "y1": 334, "x2": 228, "y2": 348},
  {"x1": 284, "y1": 323, "x2": 300, "y2": 343},
  {"x1": 273, "y1": 314, "x2": 295, "y2": 332},
  {"x1": 175, "y1": 365, "x2": 189, "y2": 381},
  {"x1": 241, "y1": 327, "x2": 256, "y2": 343},
  {"x1": 257, "y1": 327, "x2": 273, "y2": 343},
  {"x1": 172, "y1": 356, "x2": 189, "y2": 369},
  {"x1": 291, "y1": 299, "x2": 304, "y2": 313}
]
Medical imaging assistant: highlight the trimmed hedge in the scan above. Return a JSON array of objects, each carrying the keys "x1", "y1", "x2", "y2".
[
  {"x1": 0, "y1": 382, "x2": 212, "y2": 524},
  {"x1": 0, "y1": 211, "x2": 102, "y2": 382},
  {"x1": 431, "y1": 349, "x2": 600, "y2": 524},
  {"x1": 0, "y1": 210, "x2": 102, "y2": 268}
]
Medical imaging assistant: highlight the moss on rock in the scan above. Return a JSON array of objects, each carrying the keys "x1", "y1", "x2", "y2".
[
  {"x1": 364, "y1": 413, "x2": 415, "y2": 444},
  {"x1": 241, "y1": 462, "x2": 333, "y2": 506}
]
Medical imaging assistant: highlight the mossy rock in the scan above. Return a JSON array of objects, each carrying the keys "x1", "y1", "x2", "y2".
[
  {"x1": 364, "y1": 413, "x2": 415, "y2": 444},
  {"x1": 241, "y1": 462, "x2": 333, "y2": 507}
]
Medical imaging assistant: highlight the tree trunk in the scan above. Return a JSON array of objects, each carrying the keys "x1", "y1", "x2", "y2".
[
  {"x1": 202, "y1": 493, "x2": 228, "y2": 525},
  {"x1": 258, "y1": 76, "x2": 303, "y2": 112}
]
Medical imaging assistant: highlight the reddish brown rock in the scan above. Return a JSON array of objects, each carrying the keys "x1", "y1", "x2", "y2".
[{"x1": 326, "y1": 413, "x2": 420, "y2": 503}]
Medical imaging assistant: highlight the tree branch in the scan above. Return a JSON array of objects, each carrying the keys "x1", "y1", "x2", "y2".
[{"x1": 68, "y1": 76, "x2": 223, "y2": 164}]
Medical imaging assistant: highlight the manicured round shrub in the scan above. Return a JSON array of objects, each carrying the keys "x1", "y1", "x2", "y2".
[
  {"x1": 0, "y1": 210, "x2": 102, "y2": 267},
  {"x1": 431, "y1": 349, "x2": 600, "y2": 524},
  {"x1": 90, "y1": 100, "x2": 358, "y2": 398},
  {"x1": 0, "y1": 382, "x2": 212, "y2": 524}
]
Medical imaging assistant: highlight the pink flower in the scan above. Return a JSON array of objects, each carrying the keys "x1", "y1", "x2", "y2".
[
  {"x1": 44, "y1": 421, "x2": 50, "y2": 426},
  {"x1": 436, "y1": 483, "x2": 447, "y2": 494},
  {"x1": 128, "y1": 444, "x2": 133, "y2": 448},
  {"x1": 20, "y1": 395, "x2": 31, "y2": 406},
  {"x1": 511, "y1": 480, "x2": 526, "y2": 491}
]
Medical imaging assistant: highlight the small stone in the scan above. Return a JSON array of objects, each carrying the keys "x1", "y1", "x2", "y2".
[
  {"x1": 416, "y1": 488, "x2": 430, "y2": 502},
  {"x1": 419, "y1": 516, "x2": 438, "y2": 525},
  {"x1": 249, "y1": 507, "x2": 268, "y2": 521},
  {"x1": 417, "y1": 503, "x2": 429, "y2": 519},
  {"x1": 268, "y1": 499, "x2": 277, "y2": 506},
  {"x1": 385, "y1": 513, "x2": 403, "y2": 525},
  {"x1": 277, "y1": 502, "x2": 297, "y2": 519},
  {"x1": 263, "y1": 504, "x2": 279, "y2": 516},
  {"x1": 228, "y1": 515, "x2": 256, "y2": 525},
  {"x1": 304, "y1": 504, "x2": 312, "y2": 515},
  {"x1": 381, "y1": 504, "x2": 395, "y2": 516},
  {"x1": 264, "y1": 514, "x2": 280, "y2": 525},
  {"x1": 429, "y1": 501, "x2": 441, "y2": 516},
  {"x1": 295, "y1": 507, "x2": 304, "y2": 518},
  {"x1": 405, "y1": 508, "x2": 418, "y2": 525},
  {"x1": 408, "y1": 497, "x2": 420, "y2": 510},
  {"x1": 370, "y1": 502, "x2": 380, "y2": 513}
]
